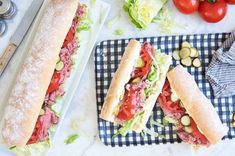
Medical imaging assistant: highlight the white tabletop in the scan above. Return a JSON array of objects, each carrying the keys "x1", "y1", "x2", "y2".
[{"x1": 1, "y1": 0, "x2": 235, "y2": 156}]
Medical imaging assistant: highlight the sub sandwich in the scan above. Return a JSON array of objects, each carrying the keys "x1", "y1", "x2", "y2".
[
  {"x1": 157, "y1": 65, "x2": 228, "y2": 147},
  {"x1": 100, "y1": 40, "x2": 171, "y2": 135},
  {"x1": 1, "y1": 0, "x2": 90, "y2": 147}
]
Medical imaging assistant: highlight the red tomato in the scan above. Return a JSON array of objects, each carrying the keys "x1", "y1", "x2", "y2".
[
  {"x1": 46, "y1": 72, "x2": 61, "y2": 94},
  {"x1": 132, "y1": 43, "x2": 154, "y2": 78},
  {"x1": 190, "y1": 117, "x2": 209, "y2": 144},
  {"x1": 27, "y1": 119, "x2": 42, "y2": 144},
  {"x1": 173, "y1": 0, "x2": 199, "y2": 14},
  {"x1": 198, "y1": 0, "x2": 227, "y2": 23},
  {"x1": 116, "y1": 88, "x2": 136, "y2": 122},
  {"x1": 62, "y1": 28, "x2": 74, "y2": 48},
  {"x1": 226, "y1": 0, "x2": 235, "y2": 4}
]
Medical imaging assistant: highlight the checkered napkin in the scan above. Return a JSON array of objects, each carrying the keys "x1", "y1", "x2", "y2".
[
  {"x1": 206, "y1": 31, "x2": 235, "y2": 98},
  {"x1": 94, "y1": 33, "x2": 235, "y2": 147}
]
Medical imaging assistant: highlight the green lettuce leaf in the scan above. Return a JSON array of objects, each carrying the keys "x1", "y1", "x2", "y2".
[
  {"x1": 77, "y1": 13, "x2": 92, "y2": 33},
  {"x1": 123, "y1": 0, "x2": 166, "y2": 29},
  {"x1": 113, "y1": 112, "x2": 144, "y2": 138},
  {"x1": 11, "y1": 140, "x2": 51, "y2": 156},
  {"x1": 65, "y1": 134, "x2": 80, "y2": 145}
]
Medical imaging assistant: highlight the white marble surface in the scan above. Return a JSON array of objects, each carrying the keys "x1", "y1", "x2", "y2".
[{"x1": 1, "y1": 0, "x2": 235, "y2": 156}]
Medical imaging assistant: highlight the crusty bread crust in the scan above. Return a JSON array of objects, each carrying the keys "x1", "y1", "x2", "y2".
[
  {"x1": 167, "y1": 65, "x2": 228, "y2": 144},
  {"x1": 1, "y1": 0, "x2": 79, "y2": 147},
  {"x1": 100, "y1": 40, "x2": 141, "y2": 122}
]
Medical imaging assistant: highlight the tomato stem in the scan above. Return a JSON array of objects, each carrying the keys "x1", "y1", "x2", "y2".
[{"x1": 208, "y1": 0, "x2": 216, "y2": 3}]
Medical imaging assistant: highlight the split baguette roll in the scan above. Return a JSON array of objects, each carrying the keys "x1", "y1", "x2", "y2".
[
  {"x1": 100, "y1": 40, "x2": 172, "y2": 132},
  {"x1": 167, "y1": 65, "x2": 228, "y2": 144},
  {"x1": 1, "y1": 0, "x2": 79, "y2": 147},
  {"x1": 100, "y1": 40, "x2": 141, "y2": 122}
]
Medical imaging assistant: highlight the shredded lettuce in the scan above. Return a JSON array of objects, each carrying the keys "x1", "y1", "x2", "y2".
[
  {"x1": 12, "y1": 140, "x2": 51, "y2": 156},
  {"x1": 152, "y1": 6, "x2": 176, "y2": 34},
  {"x1": 143, "y1": 128, "x2": 159, "y2": 138},
  {"x1": 147, "y1": 65, "x2": 158, "y2": 82},
  {"x1": 144, "y1": 50, "x2": 171, "y2": 97},
  {"x1": 113, "y1": 112, "x2": 144, "y2": 138},
  {"x1": 77, "y1": 10, "x2": 92, "y2": 33},
  {"x1": 163, "y1": 116, "x2": 177, "y2": 124},
  {"x1": 150, "y1": 115, "x2": 164, "y2": 128},
  {"x1": 51, "y1": 103, "x2": 62, "y2": 117},
  {"x1": 71, "y1": 120, "x2": 79, "y2": 130},
  {"x1": 114, "y1": 29, "x2": 124, "y2": 36},
  {"x1": 65, "y1": 134, "x2": 79, "y2": 145},
  {"x1": 123, "y1": 0, "x2": 167, "y2": 29}
]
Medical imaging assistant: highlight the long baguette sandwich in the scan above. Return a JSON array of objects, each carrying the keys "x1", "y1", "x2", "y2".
[
  {"x1": 1, "y1": 0, "x2": 90, "y2": 148},
  {"x1": 157, "y1": 65, "x2": 228, "y2": 147},
  {"x1": 100, "y1": 40, "x2": 172, "y2": 135}
]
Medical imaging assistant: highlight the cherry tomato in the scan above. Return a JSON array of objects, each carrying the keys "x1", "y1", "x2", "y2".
[
  {"x1": 198, "y1": 0, "x2": 227, "y2": 23},
  {"x1": 226, "y1": 0, "x2": 235, "y2": 4},
  {"x1": 173, "y1": 0, "x2": 199, "y2": 14},
  {"x1": 46, "y1": 72, "x2": 61, "y2": 94}
]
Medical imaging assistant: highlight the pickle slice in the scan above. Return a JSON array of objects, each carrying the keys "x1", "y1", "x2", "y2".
[
  {"x1": 181, "y1": 57, "x2": 192, "y2": 67},
  {"x1": 135, "y1": 58, "x2": 145, "y2": 68},
  {"x1": 181, "y1": 114, "x2": 191, "y2": 126},
  {"x1": 55, "y1": 61, "x2": 64, "y2": 71},
  {"x1": 181, "y1": 41, "x2": 192, "y2": 48},
  {"x1": 179, "y1": 48, "x2": 191, "y2": 59},
  {"x1": 190, "y1": 47, "x2": 199, "y2": 57},
  {"x1": 192, "y1": 58, "x2": 201, "y2": 68}
]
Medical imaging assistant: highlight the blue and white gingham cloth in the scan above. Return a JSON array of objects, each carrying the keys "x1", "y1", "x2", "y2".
[
  {"x1": 94, "y1": 33, "x2": 235, "y2": 147},
  {"x1": 206, "y1": 31, "x2": 235, "y2": 98}
]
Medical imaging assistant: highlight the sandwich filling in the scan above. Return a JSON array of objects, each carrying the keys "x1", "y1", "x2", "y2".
[
  {"x1": 158, "y1": 79, "x2": 210, "y2": 146},
  {"x1": 114, "y1": 42, "x2": 170, "y2": 136},
  {"x1": 27, "y1": 4, "x2": 89, "y2": 145}
]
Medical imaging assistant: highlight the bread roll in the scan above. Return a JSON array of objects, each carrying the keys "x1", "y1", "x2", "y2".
[
  {"x1": 100, "y1": 40, "x2": 172, "y2": 132},
  {"x1": 1, "y1": 0, "x2": 79, "y2": 147},
  {"x1": 167, "y1": 65, "x2": 228, "y2": 144},
  {"x1": 100, "y1": 40, "x2": 141, "y2": 122}
]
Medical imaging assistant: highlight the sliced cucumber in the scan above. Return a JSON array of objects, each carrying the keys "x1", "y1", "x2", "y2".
[
  {"x1": 192, "y1": 58, "x2": 202, "y2": 68},
  {"x1": 181, "y1": 114, "x2": 191, "y2": 126},
  {"x1": 189, "y1": 48, "x2": 198, "y2": 57},
  {"x1": 181, "y1": 41, "x2": 191, "y2": 49},
  {"x1": 56, "y1": 61, "x2": 64, "y2": 71},
  {"x1": 132, "y1": 77, "x2": 141, "y2": 84},
  {"x1": 135, "y1": 58, "x2": 145, "y2": 68},
  {"x1": 181, "y1": 57, "x2": 192, "y2": 67},
  {"x1": 179, "y1": 48, "x2": 191, "y2": 59},
  {"x1": 171, "y1": 92, "x2": 179, "y2": 102},
  {"x1": 172, "y1": 50, "x2": 180, "y2": 61},
  {"x1": 184, "y1": 126, "x2": 193, "y2": 133}
]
